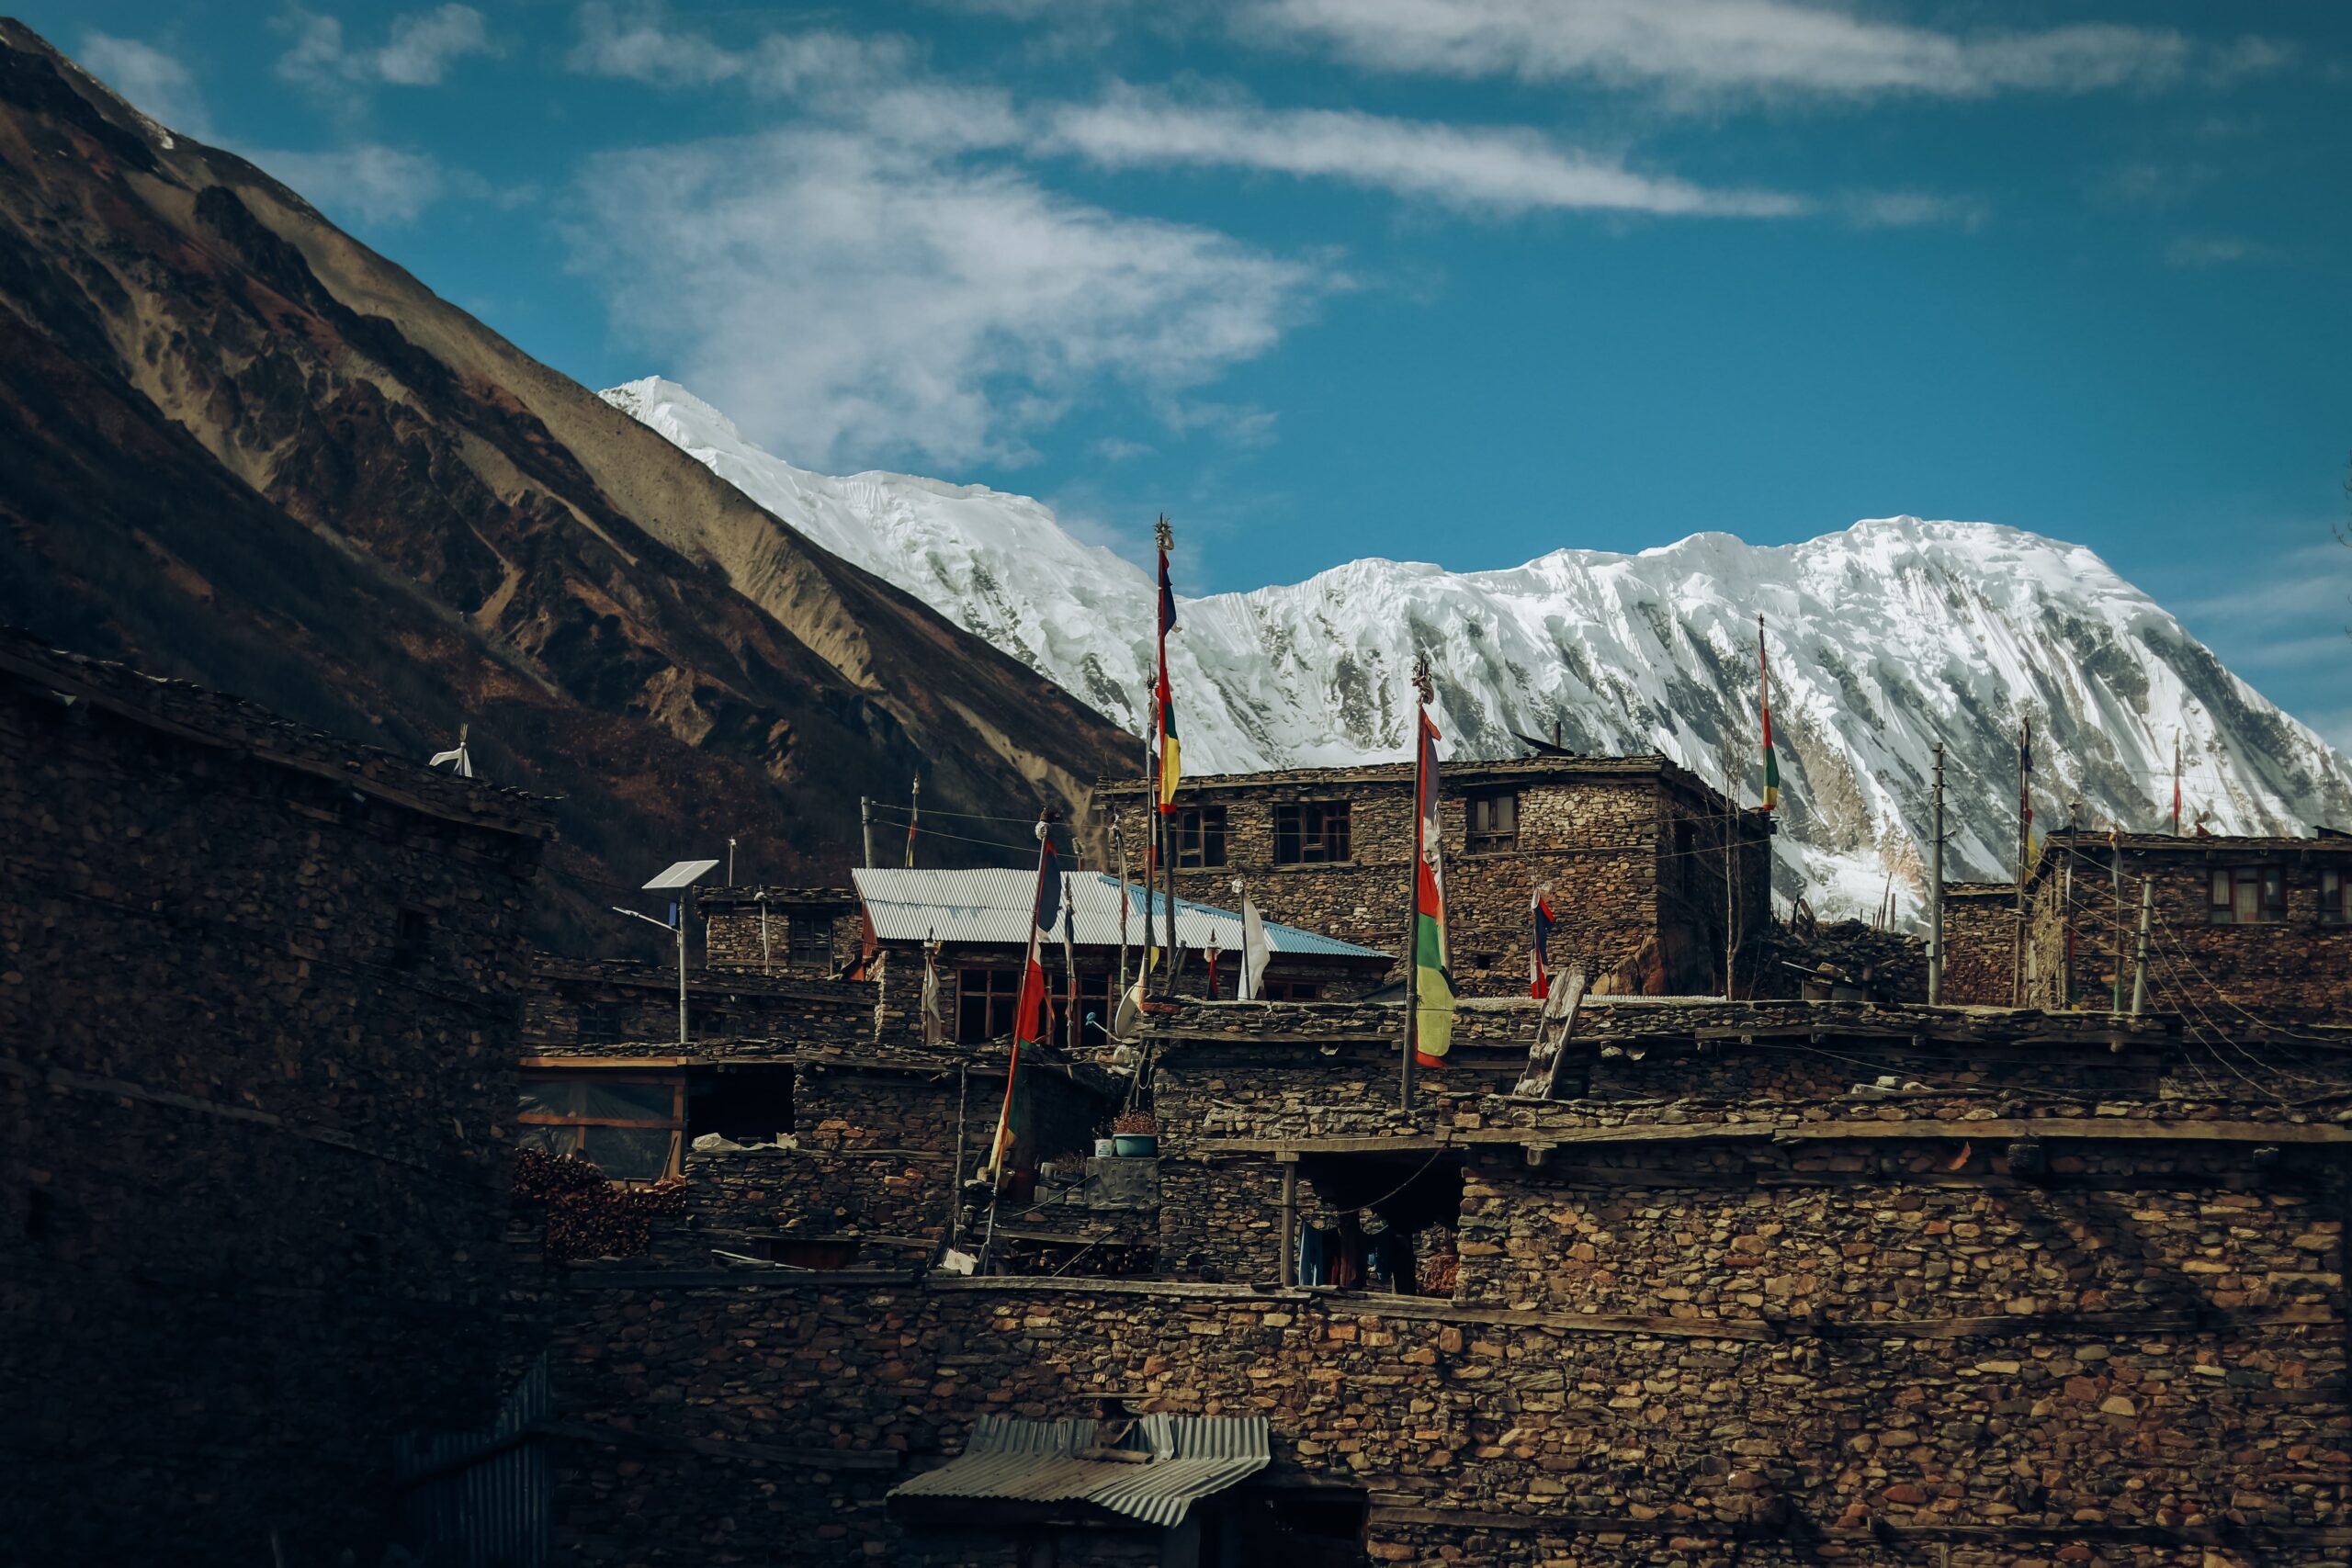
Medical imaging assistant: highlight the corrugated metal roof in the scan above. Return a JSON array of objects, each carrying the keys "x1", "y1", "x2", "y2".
[
  {"x1": 854, "y1": 869, "x2": 1385, "y2": 959},
  {"x1": 888, "y1": 1414, "x2": 1270, "y2": 1528}
]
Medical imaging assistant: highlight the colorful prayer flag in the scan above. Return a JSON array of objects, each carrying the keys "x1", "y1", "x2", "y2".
[
  {"x1": 1412, "y1": 708, "x2": 1455, "y2": 1066},
  {"x1": 1530, "y1": 892, "x2": 1555, "y2": 1000},
  {"x1": 983, "y1": 829, "x2": 1059, "y2": 1184},
  {"x1": 1156, "y1": 542, "x2": 1181, "y2": 813}
]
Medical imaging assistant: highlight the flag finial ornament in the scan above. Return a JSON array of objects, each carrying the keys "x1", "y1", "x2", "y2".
[
  {"x1": 1154, "y1": 514, "x2": 1173, "y2": 552},
  {"x1": 1412, "y1": 652, "x2": 1434, "y2": 707}
]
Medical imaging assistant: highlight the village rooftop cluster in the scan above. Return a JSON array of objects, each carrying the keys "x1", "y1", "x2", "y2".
[{"x1": 5, "y1": 615, "x2": 2350, "y2": 1567}]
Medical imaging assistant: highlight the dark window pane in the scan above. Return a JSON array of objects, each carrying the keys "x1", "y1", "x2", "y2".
[{"x1": 582, "y1": 1125, "x2": 675, "y2": 1182}]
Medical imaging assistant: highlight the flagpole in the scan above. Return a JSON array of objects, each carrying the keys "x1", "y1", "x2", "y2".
[
  {"x1": 1402, "y1": 655, "x2": 1432, "y2": 1112},
  {"x1": 2013, "y1": 716, "x2": 2030, "y2": 1007},
  {"x1": 2172, "y1": 730, "x2": 2182, "y2": 837},
  {"x1": 1154, "y1": 516, "x2": 1179, "y2": 1001},
  {"x1": 906, "y1": 775, "x2": 921, "y2": 868}
]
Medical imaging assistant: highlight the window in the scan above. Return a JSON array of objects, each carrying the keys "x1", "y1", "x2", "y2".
[
  {"x1": 1466, "y1": 792, "x2": 1520, "y2": 853},
  {"x1": 688, "y1": 1006, "x2": 732, "y2": 1040},
  {"x1": 1262, "y1": 977, "x2": 1322, "y2": 1002},
  {"x1": 576, "y1": 1001, "x2": 627, "y2": 1044},
  {"x1": 2209, "y1": 865, "x2": 2284, "y2": 925},
  {"x1": 1174, "y1": 806, "x2": 1228, "y2": 869},
  {"x1": 392, "y1": 908, "x2": 433, "y2": 968},
  {"x1": 517, "y1": 1072, "x2": 684, "y2": 1183},
  {"x1": 957, "y1": 967, "x2": 1022, "y2": 1043},
  {"x1": 1273, "y1": 802, "x2": 1351, "y2": 865},
  {"x1": 787, "y1": 916, "x2": 833, "y2": 968},
  {"x1": 2323, "y1": 868, "x2": 2349, "y2": 925}
]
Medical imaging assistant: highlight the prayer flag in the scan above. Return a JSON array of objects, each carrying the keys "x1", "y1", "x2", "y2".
[
  {"x1": 1531, "y1": 892, "x2": 1555, "y2": 1000},
  {"x1": 1156, "y1": 542, "x2": 1181, "y2": 813},
  {"x1": 1412, "y1": 708, "x2": 1455, "y2": 1066},
  {"x1": 983, "y1": 830, "x2": 1058, "y2": 1184}
]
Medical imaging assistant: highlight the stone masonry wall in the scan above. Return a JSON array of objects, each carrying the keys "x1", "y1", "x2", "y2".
[
  {"x1": 1940, "y1": 889, "x2": 2020, "y2": 1006},
  {"x1": 545, "y1": 1253, "x2": 2350, "y2": 1567},
  {"x1": 2023, "y1": 840, "x2": 2352, "y2": 1024},
  {"x1": 1105, "y1": 762, "x2": 1772, "y2": 999},
  {"x1": 0, "y1": 647, "x2": 547, "y2": 1566},
  {"x1": 701, "y1": 888, "x2": 863, "y2": 977},
  {"x1": 523, "y1": 960, "x2": 873, "y2": 1055}
]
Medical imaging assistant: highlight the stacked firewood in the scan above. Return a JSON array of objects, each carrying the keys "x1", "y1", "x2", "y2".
[{"x1": 514, "y1": 1147, "x2": 688, "y2": 1261}]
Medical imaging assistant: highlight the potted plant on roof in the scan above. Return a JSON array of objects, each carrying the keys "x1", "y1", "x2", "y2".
[{"x1": 1111, "y1": 1109, "x2": 1159, "y2": 1158}]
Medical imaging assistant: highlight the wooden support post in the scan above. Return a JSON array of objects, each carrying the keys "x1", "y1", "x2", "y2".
[
  {"x1": 2131, "y1": 877, "x2": 2152, "y2": 1016},
  {"x1": 1276, "y1": 1152, "x2": 1300, "y2": 1287}
]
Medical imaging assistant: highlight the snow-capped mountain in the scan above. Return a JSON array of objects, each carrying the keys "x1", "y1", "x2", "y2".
[{"x1": 603, "y1": 377, "x2": 2352, "y2": 916}]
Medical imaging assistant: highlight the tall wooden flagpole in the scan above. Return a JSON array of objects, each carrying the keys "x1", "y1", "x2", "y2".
[
  {"x1": 1155, "y1": 516, "x2": 1179, "y2": 999},
  {"x1": 1402, "y1": 654, "x2": 1433, "y2": 1111}
]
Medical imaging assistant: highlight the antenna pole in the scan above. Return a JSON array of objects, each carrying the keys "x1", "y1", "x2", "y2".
[{"x1": 1928, "y1": 745, "x2": 1944, "y2": 1002}]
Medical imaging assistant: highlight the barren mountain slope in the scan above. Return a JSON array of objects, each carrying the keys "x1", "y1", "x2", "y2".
[{"x1": 0, "y1": 22, "x2": 1130, "y2": 944}]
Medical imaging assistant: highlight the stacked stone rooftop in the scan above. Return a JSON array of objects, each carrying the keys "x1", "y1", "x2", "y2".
[{"x1": 0, "y1": 626, "x2": 551, "y2": 838}]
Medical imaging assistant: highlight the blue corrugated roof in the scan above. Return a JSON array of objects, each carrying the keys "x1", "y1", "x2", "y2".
[
  {"x1": 854, "y1": 869, "x2": 1386, "y2": 960},
  {"x1": 888, "y1": 1414, "x2": 1270, "y2": 1528}
]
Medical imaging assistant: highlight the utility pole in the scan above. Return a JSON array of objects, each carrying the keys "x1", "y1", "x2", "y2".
[
  {"x1": 2012, "y1": 717, "x2": 2030, "y2": 1008},
  {"x1": 860, "y1": 795, "x2": 875, "y2": 871},
  {"x1": 1721, "y1": 749, "x2": 1737, "y2": 1001},
  {"x1": 907, "y1": 776, "x2": 921, "y2": 868},
  {"x1": 2110, "y1": 845, "x2": 2123, "y2": 1013},
  {"x1": 2130, "y1": 876, "x2": 2152, "y2": 1015},
  {"x1": 1928, "y1": 744, "x2": 1944, "y2": 1003}
]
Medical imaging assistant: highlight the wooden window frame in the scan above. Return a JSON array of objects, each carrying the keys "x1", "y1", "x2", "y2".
[
  {"x1": 957, "y1": 965, "x2": 1023, "y2": 1043},
  {"x1": 1262, "y1": 976, "x2": 1322, "y2": 1002},
  {"x1": 2322, "y1": 867, "x2": 2348, "y2": 926},
  {"x1": 1465, "y1": 791, "x2": 1521, "y2": 854},
  {"x1": 1272, "y1": 801, "x2": 1352, "y2": 865},
  {"x1": 786, "y1": 915, "x2": 834, "y2": 967},
  {"x1": 1174, "y1": 805, "x2": 1228, "y2": 869},
  {"x1": 2208, "y1": 864, "x2": 2285, "y2": 926},
  {"x1": 517, "y1": 1069, "x2": 685, "y2": 1183}
]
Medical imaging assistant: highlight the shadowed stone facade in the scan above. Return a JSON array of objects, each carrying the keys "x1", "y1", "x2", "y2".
[
  {"x1": 0, "y1": 634, "x2": 550, "y2": 1566},
  {"x1": 1102, "y1": 756, "x2": 1774, "y2": 999}
]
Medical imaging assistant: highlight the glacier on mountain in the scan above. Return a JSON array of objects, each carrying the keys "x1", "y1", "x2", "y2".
[{"x1": 602, "y1": 376, "x2": 2352, "y2": 918}]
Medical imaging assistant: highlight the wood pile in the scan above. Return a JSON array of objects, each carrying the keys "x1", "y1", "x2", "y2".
[{"x1": 514, "y1": 1146, "x2": 689, "y2": 1261}]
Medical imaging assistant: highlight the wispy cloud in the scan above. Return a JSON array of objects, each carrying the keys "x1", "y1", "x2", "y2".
[
  {"x1": 565, "y1": 129, "x2": 1330, "y2": 471},
  {"x1": 1840, "y1": 189, "x2": 1987, "y2": 230},
  {"x1": 1240, "y1": 0, "x2": 2215, "y2": 103},
  {"x1": 2164, "y1": 232, "x2": 2278, "y2": 269},
  {"x1": 567, "y1": 2, "x2": 908, "y2": 93},
  {"x1": 79, "y1": 32, "x2": 214, "y2": 137},
  {"x1": 251, "y1": 144, "x2": 478, "y2": 226},
  {"x1": 1045, "y1": 90, "x2": 1802, "y2": 218},
  {"x1": 277, "y1": 6, "x2": 494, "y2": 90}
]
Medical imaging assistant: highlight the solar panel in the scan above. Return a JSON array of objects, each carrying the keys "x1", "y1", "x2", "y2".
[{"x1": 641, "y1": 858, "x2": 721, "y2": 891}]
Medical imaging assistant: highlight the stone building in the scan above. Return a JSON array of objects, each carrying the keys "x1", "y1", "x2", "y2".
[
  {"x1": 1939, "y1": 829, "x2": 2352, "y2": 1022},
  {"x1": 0, "y1": 632, "x2": 550, "y2": 1565},
  {"x1": 1099, "y1": 754, "x2": 1774, "y2": 999},
  {"x1": 527, "y1": 982, "x2": 2352, "y2": 1565},
  {"x1": 519, "y1": 951, "x2": 1119, "y2": 1267},
  {"x1": 700, "y1": 884, "x2": 862, "y2": 976},
  {"x1": 851, "y1": 866, "x2": 1396, "y2": 1045}
]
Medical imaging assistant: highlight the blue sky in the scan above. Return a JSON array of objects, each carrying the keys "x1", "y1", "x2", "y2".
[{"x1": 35, "y1": 0, "x2": 2352, "y2": 746}]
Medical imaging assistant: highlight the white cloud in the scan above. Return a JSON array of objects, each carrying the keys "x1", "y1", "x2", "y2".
[
  {"x1": 1241, "y1": 0, "x2": 2199, "y2": 102},
  {"x1": 277, "y1": 6, "x2": 493, "y2": 90},
  {"x1": 2164, "y1": 233, "x2": 2276, "y2": 269},
  {"x1": 565, "y1": 129, "x2": 1328, "y2": 470},
  {"x1": 79, "y1": 32, "x2": 214, "y2": 136},
  {"x1": 1840, "y1": 188, "x2": 1987, "y2": 230},
  {"x1": 567, "y1": 3, "x2": 909, "y2": 94},
  {"x1": 251, "y1": 144, "x2": 471, "y2": 226},
  {"x1": 1045, "y1": 90, "x2": 1802, "y2": 218}
]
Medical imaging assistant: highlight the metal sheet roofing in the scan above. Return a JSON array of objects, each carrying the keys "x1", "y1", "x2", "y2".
[
  {"x1": 854, "y1": 869, "x2": 1386, "y2": 959},
  {"x1": 888, "y1": 1414, "x2": 1270, "y2": 1528}
]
